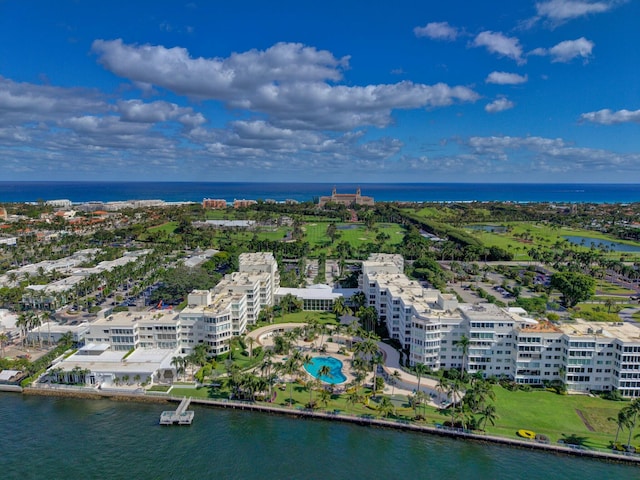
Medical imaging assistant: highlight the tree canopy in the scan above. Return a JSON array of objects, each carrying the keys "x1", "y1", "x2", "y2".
[{"x1": 550, "y1": 271, "x2": 595, "y2": 307}]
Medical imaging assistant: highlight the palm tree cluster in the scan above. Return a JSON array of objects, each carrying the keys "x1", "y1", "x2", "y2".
[
  {"x1": 170, "y1": 343, "x2": 211, "y2": 382},
  {"x1": 48, "y1": 365, "x2": 90, "y2": 385},
  {"x1": 16, "y1": 310, "x2": 49, "y2": 348},
  {"x1": 437, "y1": 371, "x2": 497, "y2": 431},
  {"x1": 610, "y1": 398, "x2": 640, "y2": 451},
  {"x1": 350, "y1": 331, "x2": 382, "y2": 399}
]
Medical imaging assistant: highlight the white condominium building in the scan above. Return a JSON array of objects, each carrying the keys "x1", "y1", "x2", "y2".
[
  {"x1": 238, "y1": 252, "x2": 280, "y2": 305},
  {"x1": 85, "y1": 310, "x2": 182, "y2": 352},
  {"x1": 362, "y1": 253, "x2": 640, "y2": 398},
  {"x1": 85, "y1": 252, "x2": 279, "y2": 357}
]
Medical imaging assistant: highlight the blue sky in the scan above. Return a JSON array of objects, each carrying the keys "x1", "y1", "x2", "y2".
[{"x1": 1, "y1": 0, "x2": 638, "y2": 183}]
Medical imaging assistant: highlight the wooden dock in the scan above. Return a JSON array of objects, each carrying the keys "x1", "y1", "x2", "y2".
[{"x1": 160, "y1": 396, "x2": 194, "y2": 425}]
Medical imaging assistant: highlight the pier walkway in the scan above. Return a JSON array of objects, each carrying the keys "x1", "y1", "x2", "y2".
[{"x1": 160, "y1": 396, "x2": 194, "y2": 425}]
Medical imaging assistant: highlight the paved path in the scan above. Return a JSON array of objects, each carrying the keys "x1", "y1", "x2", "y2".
[
  {"x1": 619, "y1": 307, "x2": 640, "y2": 324},
  {"x1": 377, "y1": 342, "x2": 449, "y2": 406}
]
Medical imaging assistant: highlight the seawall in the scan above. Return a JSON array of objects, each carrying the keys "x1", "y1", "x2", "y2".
[{"x1": 9, "y1": 386, "x2": 640, "y2": 465}]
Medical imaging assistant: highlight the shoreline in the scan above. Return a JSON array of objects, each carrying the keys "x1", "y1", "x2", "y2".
[
  {"x1": 2, "y1": 181, "x2": 638, "y2": 205},
  {"x1": 9, "y1": 386, "x2": 639, "y2": 466}
]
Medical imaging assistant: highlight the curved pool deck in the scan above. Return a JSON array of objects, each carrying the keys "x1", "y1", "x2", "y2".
[{"x1": 248, "y1": 324, "x2": 447, "y2": 406}]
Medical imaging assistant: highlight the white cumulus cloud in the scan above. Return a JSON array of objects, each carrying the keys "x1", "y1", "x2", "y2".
[
  {"x1": 536, "y1": 0, "x2": 621, "y2": 22},
  {"x1": 527, "y1": 37, "x2": 594, "y2": 63},
  {"x1": 414, "y1": 22, "x2": 459, "y2": 41},
  {"x1": 116, "y1": 99, "x2": 205, "y2": 126},
  {"x1": 472, "y1": 31, "x2": 525, "y2": 64},
  {"x1": 549, "y1": 37, "x2": 594, "y2": 62},
  {"x1": 485, "y1": 71, "x2": 528, "y2": 85},
  {"x1": 579, "y1": 108, "x2": 640, "y2": 124},
  {"x1": 92, "y1": 39, "x2": 348, "y2": 98},
  {"x1": 485, "y1": 97, "x2": 515, "y2": 113},
  {"x1": 92, "y1": 39, "x2": 479, "y2": 131}
]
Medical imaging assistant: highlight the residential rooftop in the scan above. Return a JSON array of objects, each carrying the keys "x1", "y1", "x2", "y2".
[{"x1": 559, "y1": 318, "x2": 640, "y2": 343}]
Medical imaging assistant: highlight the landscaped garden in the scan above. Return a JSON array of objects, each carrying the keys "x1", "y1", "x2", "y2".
[
  {"x1": 170, "y1": 376, "x2": 632, "y2": 451},
  {"x1": 160, "y1": 312, "x2": 638, "y2": 453}
]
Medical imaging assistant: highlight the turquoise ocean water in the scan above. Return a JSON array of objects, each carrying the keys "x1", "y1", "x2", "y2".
[
  {"x1": 1, "y1": 182, "x2": 639, "y2": 203},
  {"x1": 1, "y1": 393, "x2": 638, "y2": 480}
]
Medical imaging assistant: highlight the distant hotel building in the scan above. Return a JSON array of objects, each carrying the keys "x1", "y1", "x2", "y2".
[
  {"x1": 233, "y1": 199, "x2": 258, "y2": 208},
  {"x1": 202, "y1": 198, "x2": 227, "y2": 209},
  {"x1": 318, "y1": 187, "x2": 374, "y2": 207}
]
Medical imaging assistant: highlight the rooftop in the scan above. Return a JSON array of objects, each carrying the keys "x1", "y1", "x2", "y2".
[
  {"x1": 94, "y1": 310, "x2": 180, "y2": 326},
  {"x1": 519, "y1": 320, "x2": 562, "y2": 333},
  {"x1": 559, "y1": 318, "x2": 640, "y2": 343}
]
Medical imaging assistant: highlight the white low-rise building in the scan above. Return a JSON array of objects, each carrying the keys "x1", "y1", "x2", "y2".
[
  {"x1": 276, "y1": 284, "x2": 343, "y2": 311},
  {"x1": 51, "y1": 344, "x2": 177, "y2": 387},
  {"x1": 27, "y1": 321, "x2": 89, "y2": 345}
]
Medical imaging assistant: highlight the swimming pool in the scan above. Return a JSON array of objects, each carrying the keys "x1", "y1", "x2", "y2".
[{"x1": 304, "y1": 356, "x2": 347, "y2": 384}]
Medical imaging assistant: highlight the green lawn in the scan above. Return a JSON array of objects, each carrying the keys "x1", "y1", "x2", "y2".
[
  {"x1": 483, "y1": 388, "x2": 622, "y2": 449},
  {"x1": 170, "y1": 360, "x2": 631, "y2": 451},
  {"x1": 464, "y1": 222, "x2": 640, "y2": 262},
  {"x1": 169, "y1": 382, "x2": 629, "y2": 450},
  {"x1": 595, "y1": 280, "x2": 637, "y2": 295},
  {"x1": 271, "y1": 311, "x2": 339, "y2": 325},
  {"x1": 148, "y1": 221, "x2": 178, "y2": 234},
  {"x1": 303, "y1": 222, "x2": 404, "y2": 252},
  {"x1": 574, "y1": 302, "x2": 632, "y2": 314}
]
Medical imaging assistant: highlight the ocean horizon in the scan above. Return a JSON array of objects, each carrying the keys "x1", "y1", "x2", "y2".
[{"x1": 1, "y1": 181, "x2": 639, "y2": 204}]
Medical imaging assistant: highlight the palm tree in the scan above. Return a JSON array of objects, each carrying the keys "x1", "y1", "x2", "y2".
[
  {"x1": 171, "y1": 356, "x2": 185, "y2": 381},
  {"x1": 0, "y1": 332, "x2": 8, "y2": 358},
  {"x1": 370, "y1": 352, "x2": 384, "y2": 397},
  {"x1": 346, "y1": 390, "x2": 361, "y2": 412},
  {"x1": 306, "y1": 379, "x2": 317, "y2": 407},
  {"x1": 624, "y1": 399, "x2": 640, "y2": 449},
  {"x1": 272, "y1": 333, "x2": 291, "y2": 355},
  {"x1": 317, "y1": 364, "x2": 332, "y2": 383},
  {"x1": 478, "y1": 404, "x2": 498, "y2": 431},
  {"x1": 332, "y1": 323, "x2": 344, "y2": 344},
  {"x1": 609, "y1": 409, "x2": 632, "y2": 445},
  {"x1": 350, "y1": 291, "x2": 366, "y2": 310},
  {"x1": 390, "y1": 370, "x2": 401, "y2": 396},
  {"x1": 318, "y1": 388, "x2": 331, "y2": 408},
  {"x1": 414, "y1": 363, "x2": 428, "y2": 394},
  {"x1": 16, "y1": 313, "x2": 29, "y2": 347},
  {"x1": 332, "y1": 296, "x2": 348, "y2": 321},
  {"x1": 260, "y1": 358, "x2": 275, "y2": 398},
  {"x1": 59, "y1": 331, "x2": 74, "y2": 348},
  {"x1": 246, "y1": 336, "x2": 256, "y2": 358},
  {"x1": 357, "y1": 306, "x2": 378, "y2": 333},
  {"x1": 32, "y1": 311, "x2": 44, "y2": 348},
  {"x1": 302, "y1": 353, "x2": 313, "y2": 372},
  {"x1": 317, "y1": 324, "x2": 329, "y2": 350},
  {"x1": 378, "y1": 396, "x2": 395, "y2": 418},
  {"x1": 454, "y1": 335, "x2": 471, "y2": 374},
  {"x1": 410, "y1": 390, "x2": 427, "y2": 419},
  {"x1": 193, "y1": 343, "x2": 209, "y2": 368},
  {"x1": 354, "y1": 333, "x2": 380, "y2": 395},
  {"x1": 282, "y1": 356, "x2": 302, "y2": 406}
]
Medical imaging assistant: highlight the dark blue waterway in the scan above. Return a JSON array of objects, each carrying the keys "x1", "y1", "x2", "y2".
[
  {"x1": 0, "y1": 393, "x2": 637, "y2": 480},
  {"x1": 0, "y1": 182, "x2": 639, "y2": 204}
]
